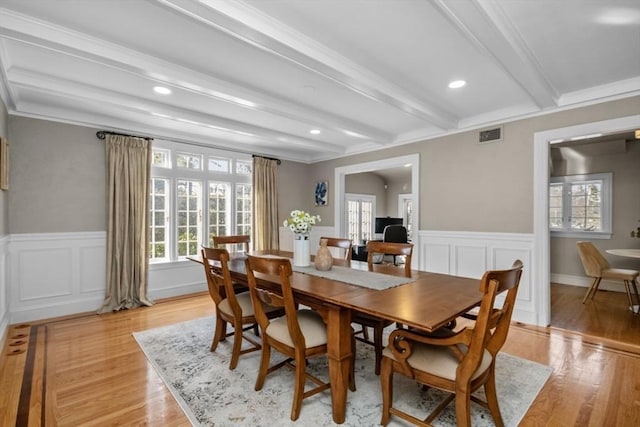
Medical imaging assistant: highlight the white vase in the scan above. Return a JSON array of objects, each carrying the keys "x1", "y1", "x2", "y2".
[{"x1": 293, "y1": 233, "x2": 311, "y2": 267}]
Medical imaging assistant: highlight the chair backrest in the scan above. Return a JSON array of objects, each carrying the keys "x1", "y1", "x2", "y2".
[
  {"x1": 245, "y1": 255, "x2": 305, "y2": 347},
  {"x1": 212, "y1": 234, "x2": 251, "y2": 253},
  {"x1": 577, "y1": 241, "x2": 609, "y2": 277},
  {"x1": 320, "y1": 236, "x2": 353, "y2": 260},
  {"x1": 383, "y1": 225, "x2": 408, "y2": 243},
  {"x1": 201, "y1": 247, "x2": 242, "y2": 316},
  {"x1": 463, "y1": 260, "x2": 523, "y2": 376},
  {"x1": 366, "y1": 241, "x2": 413, "y2": 277}
]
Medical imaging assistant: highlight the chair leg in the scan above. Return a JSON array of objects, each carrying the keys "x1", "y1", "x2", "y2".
[
  {"x1": 454, "y1": 387, "x2": 473, "y2": 427},
  {"x1": 484, "y1": 364, "x2": 505, "y2": 427},
  {"x1": 374, "y1": 324, "x2": 384, "y2": 375},
  {"x1": 349, "y1": 333, "x2": 356, "y2": 392},
  {"x1": 291, "y1": 353, "x2": 307, "y2": 421},
  {"x1": 229, "y1": 321, "x2": 244, "y2": 370},
  {"x1": 380, "y1": 357, "x2": 393, "y2": 426},
  {"x1": 361, "y1": 325, "x2": 370, "y2": 341},
  {"x1": 623, "y1": 280, "x2": 634, "y2": 311},
  {"x1": 254, "y1": 341, "x2": 271, "y2": 391},
  {"x1": 582, "y1": 277, "x2": 601, "y2": 303},
  {"x1": 631, "y1": 280, "x2": 640, "y2": 315},
  {"x1": 211, "y1": 315, "x2": 226, "y2": 352}
]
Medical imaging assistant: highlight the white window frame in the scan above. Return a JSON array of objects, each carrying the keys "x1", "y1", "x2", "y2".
[
  {"x1": 550, "y1": 172, "x2": 612, "y2": 239},
  {"x1": 150, "y1": 140, "x2": 252, "y2": 263}
]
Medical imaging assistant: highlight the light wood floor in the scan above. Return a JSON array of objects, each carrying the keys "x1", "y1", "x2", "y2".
[{"x1": 1, "y1": 285, "x2": 639, "y2": 426}]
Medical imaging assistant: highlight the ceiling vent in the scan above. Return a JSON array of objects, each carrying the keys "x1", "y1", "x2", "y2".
[{"x1": 478, "y1": 126, "x2": 503, "y2": 144}]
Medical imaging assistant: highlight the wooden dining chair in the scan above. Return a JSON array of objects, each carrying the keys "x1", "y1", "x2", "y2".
[
  {"x1": 352, "y1": 241, "x2": 414, "y2": 375},
  {"x1": 245, "y1": 255, "x2": 355, "y2": 421},
  {"x1": 201, "y1": 247, "x2": 283, "y2": 370},
  {"x1": 380, "y1": 260, "x2": 523, "y2": 427},
  {"x1": 212, "y1": 234, "x2": 251, "y2": 253},
  {"x1": 577, "y1": 241, "x2": 639, "y2": 313},
  {"x1": 319, "y1": 236, "x2": 353, "y2": 261}
]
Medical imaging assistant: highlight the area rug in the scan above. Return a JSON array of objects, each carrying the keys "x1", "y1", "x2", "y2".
[{"x1": 133, "y1": 317, "x2": 552, "y2": 427}]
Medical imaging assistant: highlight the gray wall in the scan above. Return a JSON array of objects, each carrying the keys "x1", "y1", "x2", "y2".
[
  {"x1": 345, "y1": 172, "x2": 387, "y2": 216},
  {"x1": 551, "y1": 141, "x2": 640, "y2": 277},
  {"x1": 286, "y1": 96, "x2": 640, "y2": 230},
  {"x1": 8, "y1": 117, "x2": 106, "y2": 233},
  {"x1": 383, "y1": 174, "x2": 412, "y2": 217},
  {"x1": 0, "y1": 99, "x2": 7, "y2": 236}
]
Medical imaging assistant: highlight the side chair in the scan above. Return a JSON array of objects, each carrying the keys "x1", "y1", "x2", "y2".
[
  {"x1": 245, "y1": 255, "x2": 356, "y2": 421},
  {"x1": 352, "y1": 241, "x2": 414, "y2": 375},
  {"x1": 201, "y1": 247, "x2": 283, "y2": 370},
  {"x1": 380, "y1": 260, "x2": 524, "y2": 427},
  {"x1": 577, "y1": 241, "x2": 639, "y2": 313},
  {"x1": 212, "y1": 234, "x2": 251, "y2": 253},
  {"x1": 320, "y1": 236, "x2": 353, "y2": 261}
]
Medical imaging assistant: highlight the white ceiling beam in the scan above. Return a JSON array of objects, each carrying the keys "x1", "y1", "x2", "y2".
[
  {"x1": 0, "y1": 7, "x2": 392, "y2": 144},
  {"x1": 156, "y1": 0, "x2": 459, "y2": 130},
  {"x1": 8, "y1": 68, "x2": 346, "y2": 154},
  {"x1": 432, "y1": 0, "x2": 558, "y2": 109}
]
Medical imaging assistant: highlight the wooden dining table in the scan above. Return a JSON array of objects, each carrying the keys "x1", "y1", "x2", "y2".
[{"x1": 190, "y1": 250, "x2": 483, "y2": 424}]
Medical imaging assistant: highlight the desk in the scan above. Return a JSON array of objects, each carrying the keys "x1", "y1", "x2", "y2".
[
  {"x1": 606, "y1": 249, "x2": 640, "y2": 259},
  {"x1": 191, "y1": 251, "x2": 482, "y2": 424}
]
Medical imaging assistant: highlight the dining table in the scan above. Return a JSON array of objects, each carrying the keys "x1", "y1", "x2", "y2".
[
  {"x1": 606, "y1": 248, "x2": 640, "y2": 259},
  {"x1": 190, "y1": 250, "x2": 484, "y2": 424}
]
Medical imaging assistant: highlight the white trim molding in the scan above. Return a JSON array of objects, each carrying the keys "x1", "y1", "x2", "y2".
[
  {"x1": 0, "y1": 235, "x2": 9, "y2": 348},
  {"x1": 417, "y1": 230, "x2": 536, "y2": 325}
]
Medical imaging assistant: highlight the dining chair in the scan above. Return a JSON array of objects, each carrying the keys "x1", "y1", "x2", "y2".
[
  {"x1": 319, "y1": 236, "x2": 353, "y2": 261},
  {"x1": 245, "y1": 255, "x2": 355, "y2": 421},
  {"x1": 382, "y1": 225, "x2": 409, "y2": 265},
  {"x1": 577, "y1": 241, "x2": 639, "y2": 313},
  {"x1": 201, "y1": 247, "x2": 283, "y2": 370},
  {"x1": 352, "y1": 241, "x2": 414, "y2": 375},
  {"x1": 212, "y1": 234, "x2": 251, "y2": 253},
  {"x1": 380, "y1": 260, "x2": 524, "y2": 427}
]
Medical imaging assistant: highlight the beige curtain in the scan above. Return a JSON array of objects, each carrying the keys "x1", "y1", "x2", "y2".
[
  {"x1": 252, "y1": 156, "x2": 279, "y2": 250},
  {"x1": 98, "y1": 134, "x2": 153, "y2": 313}
]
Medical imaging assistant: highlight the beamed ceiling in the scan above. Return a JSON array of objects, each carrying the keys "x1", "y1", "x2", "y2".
[{"x1": 0, "y1": 0, "x2": 639, "y2": 162}]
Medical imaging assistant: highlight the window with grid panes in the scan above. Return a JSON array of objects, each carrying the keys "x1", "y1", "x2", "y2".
[
  {"x1": 208, "y1": 182, "x2": 230, "y2": 243},
  {"x1": 549, "y1": 173, "x2": 612, "y2": 238},
  {"x1": 149, "y1": 178, "x2": 169, "y2": 260},
  {"x1": 149, "y1": 140, "x2": 252, "y2": 263}
]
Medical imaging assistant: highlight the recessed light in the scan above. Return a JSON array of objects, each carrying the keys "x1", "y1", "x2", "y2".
[
  {"x1": 448, "y1": 80, "x2": 466, "y2": 89},
  {"x1": 153, "y1": 86, "x2": 172, "y2": 95},
  {"x1": 310, "y1": 129, "x2": 321, "y2": 135}
]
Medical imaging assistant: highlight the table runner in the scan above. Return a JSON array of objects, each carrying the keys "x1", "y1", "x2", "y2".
[{"x1": 291, "y1": 264, "x2": 413, "y2": 290}]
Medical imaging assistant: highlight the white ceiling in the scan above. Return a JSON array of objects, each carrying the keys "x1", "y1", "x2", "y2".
[{"x1": 0, "y1": 0, "x2": 639, "y2": 163}]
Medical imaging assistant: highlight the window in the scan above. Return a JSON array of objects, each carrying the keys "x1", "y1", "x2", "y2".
[
  {"x1": 149, "y1": 140, "x2": 252, "y2": 262},
  {"x1": 345, "y1": 193, "x2": 375, "y2": 244},
  {"x1": 549, "y1": 172, "x2": 612, "y2": 238},
  {"x1": 149, "y1": 178, "x2": 169, "y2": 261}
]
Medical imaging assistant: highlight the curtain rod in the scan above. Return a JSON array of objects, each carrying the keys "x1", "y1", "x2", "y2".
[
  {"x1": 96, "y1": 131, "x2": 153, "y2": 141},
  {"x1": 252, "y1": 154, "x2": 281, "y2": 165}
]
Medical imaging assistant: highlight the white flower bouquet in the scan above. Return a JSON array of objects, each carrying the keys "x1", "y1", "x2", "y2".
[{"x1": 283, "y1": 209, "x2": 321, "y2": 234}]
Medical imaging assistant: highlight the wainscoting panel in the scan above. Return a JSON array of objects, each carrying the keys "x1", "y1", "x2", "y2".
[
  {"x1": 9, "y1": 232, "x2": 107, "y2": 323},
  {"x1": 9, "y1": 232, "x2": 212, "y2": 323},
  {"x1": 417, "y1": 231, "x2": 535, "y2": 324}
]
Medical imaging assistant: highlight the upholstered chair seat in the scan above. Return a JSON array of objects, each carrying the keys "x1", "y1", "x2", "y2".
[
  {"x1": 218, "y1": 293, "x2": 282, "y2": 318},
  {"x1": 266, "y1": 309, "x2": 328, "y2": 348},
  {"x1": 382, "y1": 344, "x2": 492, "y2": 382}
]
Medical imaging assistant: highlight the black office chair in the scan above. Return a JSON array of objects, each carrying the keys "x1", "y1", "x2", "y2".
[{"x1": 382, "y1": 225, "x2": 408, "y2": 265}]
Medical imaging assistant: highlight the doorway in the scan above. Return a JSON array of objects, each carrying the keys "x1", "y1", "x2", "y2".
[{"x1": 533, "y1": 114, "x2": 640, "y2": 328}]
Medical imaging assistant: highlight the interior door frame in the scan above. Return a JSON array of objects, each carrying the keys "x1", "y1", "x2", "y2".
[
  {"x1": 334, "y1": 154, "x2": 420, "y2": 266},
  {"x1": 533, "y1": 113, "x2": 640, "y2": 326}
]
